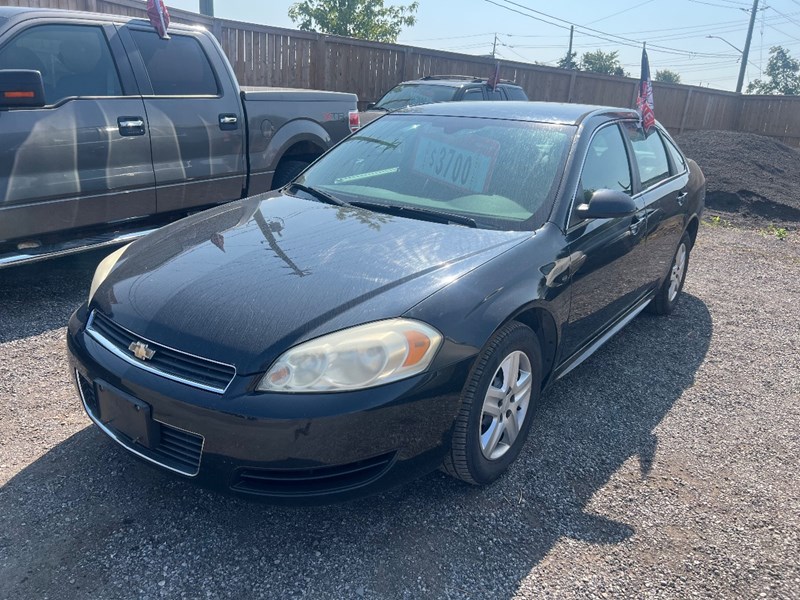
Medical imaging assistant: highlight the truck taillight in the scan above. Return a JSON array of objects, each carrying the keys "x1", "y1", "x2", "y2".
[{"x1": 349, "y1": 110, "x2": 361, "y2": 133}]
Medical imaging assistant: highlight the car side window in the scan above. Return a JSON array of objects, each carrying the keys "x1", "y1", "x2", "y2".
[
  {"x1": 623, "y1": 123, "x2": 671, "y2": 189},
  {"x1": 663, "y1": 135, "x2": 687, "y2": 174},
  {"x1": 577, "y1": 124, "x2": 632, "y2": 206},
  {"x1": 0, "y1": 24, "x2": 123, "y2": 105},
  {"x1": 486, "y1": 87, "x2": 505, "y2": 101},
  {"x1": 505, "y1": 87, "x2": 527, "y2": 100},
  {"x1": 130, "y1": 31, "x2": 218, "y2": 96},
  {"x1": 462, "y1": 87, "x2": 485, "y2": 101}
]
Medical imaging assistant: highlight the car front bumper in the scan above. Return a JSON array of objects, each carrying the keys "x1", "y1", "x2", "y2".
[{"x1": 67, "y1": 304, "x2": 471, "y2": 504}]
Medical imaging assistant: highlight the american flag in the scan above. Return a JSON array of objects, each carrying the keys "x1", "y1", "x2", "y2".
[
  {"x1": 637, "y1": 46, "x2": 655, "y2": 133},
  {"x1": 146, "y1": 0, "x2": 171, "y2": 39}
]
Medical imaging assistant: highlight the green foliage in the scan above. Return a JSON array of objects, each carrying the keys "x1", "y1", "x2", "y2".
[
  {"x1": 655, "y1": 69, "x2": 681, "y2": 84},
  {"x1": 557, "y1": 50, "x2": 578, "y2": 70},
  {"x1": 288, "y1": 0, "x2": 419, "y2": 43},
  {"x1": 764, "y1": 224, "x2": 789, "y2": 240},
  {"x1": 580, "y1": 50, "x2": 627, "y2": 77},
  {"x1": 746, "y1": 46, "x2": 800, "y2": 95},
  {"x1": 706, "y1": 215, "x2": 731, "y2": 228}
]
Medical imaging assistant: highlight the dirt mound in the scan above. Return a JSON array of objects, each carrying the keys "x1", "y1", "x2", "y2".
[{"x1": 676, "y1": 130, "x2": 800, "y2": 223}]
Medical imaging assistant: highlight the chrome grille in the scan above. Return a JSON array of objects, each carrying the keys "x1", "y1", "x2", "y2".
[{"x1": 86, "y1": 311, "x2": 236, "y2": 393}]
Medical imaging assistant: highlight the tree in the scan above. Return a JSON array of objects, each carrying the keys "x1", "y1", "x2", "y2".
[
  {"x1": 288, "y1": 0, "x2": 418, "y2": 43},
  {"x1": 655, "y1": 69, "x2": 681, "y2": 84},
  {"x1": 557, "y1": 50, "x2": 578, "y2": 70},
  {"x1": 747, "y1": 46, "x2": 800, "y2": 95},
  {"x1": 580, "y1": 50, "x2": 627, "y2": 77}
]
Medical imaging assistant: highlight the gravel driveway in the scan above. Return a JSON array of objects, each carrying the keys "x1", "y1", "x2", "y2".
[{"x1": 1, "y1": 225, "x2": 798, "y2": 600}]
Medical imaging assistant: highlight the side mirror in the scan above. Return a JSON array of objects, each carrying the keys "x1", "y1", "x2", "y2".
[
  {"x1": 366, "y1": 102, "x2": 376, "y2": 110},
  {"x1": 0, "y1": 70, "x2": 46, "y2": 109},
  {"x1": 574, "y1": 189, "x2": 637, "y2": 219}
]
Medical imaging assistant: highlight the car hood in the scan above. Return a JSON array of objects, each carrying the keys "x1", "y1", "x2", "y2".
[{"x1": 94, "y1": 194, "x2": 529, "y2": 375}]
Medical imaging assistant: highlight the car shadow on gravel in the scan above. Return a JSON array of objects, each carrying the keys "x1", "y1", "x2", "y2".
[
  {"x1": 0, "y1": 295, "x2": 712, "y2": 599},
  {"x1": 0, "y1": 249, "x2": 109, "y2": 343}
]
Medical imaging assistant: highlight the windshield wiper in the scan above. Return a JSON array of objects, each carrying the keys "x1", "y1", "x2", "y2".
[
  {"x1": 349, "y1": 201, "x2": 478, "y2": 228},
  {"x1": 286, "y1": 183, "x2": 349, "y2": 207}
]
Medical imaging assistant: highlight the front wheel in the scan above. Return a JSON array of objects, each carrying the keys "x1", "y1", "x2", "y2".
[
  {"x1": 442, "y1": 321, "x2": 542, "y2": 486},
  {"x1": 648, "y1": 232, "x2": 692, "y2": 315}
]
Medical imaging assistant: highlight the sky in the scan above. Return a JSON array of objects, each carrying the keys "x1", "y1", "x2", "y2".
[{"x1": 163, "y1": 0, "x2": 798, "y2": 91}]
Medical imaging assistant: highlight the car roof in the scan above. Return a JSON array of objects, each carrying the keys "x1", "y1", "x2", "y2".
[
  {"x1": 400, "y1": 77, "x2": 523, "y2": 89},
  {"x1": 399, "y1": 101, "x2": 640, "y2": 126}
]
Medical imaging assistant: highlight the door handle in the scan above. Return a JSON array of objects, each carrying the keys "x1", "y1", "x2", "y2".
[
  {"x1": 219, "y1": 114, "x2": 239, "y2": 131},
  {"x1": 676, "y1": 192, "x2": 688, "y2": 207},
  {"x1": 118, "y1": 117, "x2": 145, "y2": 136},
  {"x1": 629, "y1": 216, "x2": 644, "y2": 237}
]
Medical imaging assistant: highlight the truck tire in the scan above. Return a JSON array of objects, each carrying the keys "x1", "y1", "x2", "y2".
[{"x1": 272, "y1": 160, "x2": 310, "y2": 189}]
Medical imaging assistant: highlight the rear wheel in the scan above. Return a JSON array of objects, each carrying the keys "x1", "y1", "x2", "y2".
[
  {"x1": 649, "y1": 231, "x2": 692, "y2": 315},
  {"x1": 272, "y1": 159, "x2": 311, "y2": 189},
  {"x1": 443, "y1": 321, "x2": 542, "y2": 486}
]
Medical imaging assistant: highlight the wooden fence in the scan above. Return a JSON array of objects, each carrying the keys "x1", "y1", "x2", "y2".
[{"x1": 4, "y1": 0, "x2": 800, "y2": 146}]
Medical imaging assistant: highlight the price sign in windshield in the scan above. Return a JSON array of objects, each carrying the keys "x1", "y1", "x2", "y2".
[{"x1": 412, "y1": 135, "x2": 499, "y2": 194}]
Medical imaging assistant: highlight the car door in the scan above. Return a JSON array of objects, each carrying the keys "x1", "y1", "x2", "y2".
[
  {"x1": 0, "y1": 20, "x2": 155, "y2": 244},
  {"x1": 562, "y1": 122, "x2": 650, "y2": 359},
  {"x1": 118, "y1": 25, "x2": 246, "y2": 215},
  {"x1": 622, "y1": 122, "x2": 689, "y2": 289}
]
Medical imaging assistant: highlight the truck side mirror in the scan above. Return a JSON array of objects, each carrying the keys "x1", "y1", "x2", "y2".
[
  {"x1": 366, "y1": 102, "x2": 376, "y2": 110},
  {"x1": 0, "y1": 70, "x2": 46, "y2": 109}
]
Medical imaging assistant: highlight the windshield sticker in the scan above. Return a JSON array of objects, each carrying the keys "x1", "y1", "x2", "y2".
[{"x1": 412, "y1": 134, "x2": 500, "y2": 194}]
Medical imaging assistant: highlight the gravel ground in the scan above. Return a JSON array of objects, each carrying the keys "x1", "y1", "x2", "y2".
[{"x1": 0, "y1": 225, "x2": 798, "y2": 600}]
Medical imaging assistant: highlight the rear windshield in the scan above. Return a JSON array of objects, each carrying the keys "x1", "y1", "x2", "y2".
[
  {"x1": 374, "y1": 84, "x2": 459, "y2": 111},
  {"x1": 300, "y1": 114, "x2": 575, "y2": 231}
]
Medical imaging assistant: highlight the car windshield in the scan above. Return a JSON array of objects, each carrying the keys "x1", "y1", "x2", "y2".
[
  {"x1": 298, "y1": 114, "x2": 575, "y2": 231},
  {"x1": 374, "y1": 84, "x2": 459, "y2": 111}
]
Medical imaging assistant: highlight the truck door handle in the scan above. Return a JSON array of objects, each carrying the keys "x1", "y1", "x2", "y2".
[
  {"x1": 219, "y1": 114, "x2": 238, "y2": 130},
  {"x1": 676, "y1": 192, "x2": 688, "y2": 207},
  {"x1": 118, "y1": 117, "x2": 145, "y2": 136}
]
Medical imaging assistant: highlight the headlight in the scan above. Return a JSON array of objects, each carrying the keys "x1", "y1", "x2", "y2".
[
  {"x1": 88, "y1": 244, "x2": 130, "y2": 304},
  {"x1": 258, "y1": 319, "x2": 443, "y2": 393}
]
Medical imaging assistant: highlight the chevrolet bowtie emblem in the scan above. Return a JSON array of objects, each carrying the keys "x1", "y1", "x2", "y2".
[{"x1": 128, "y1": 341, "x2": 156, "y2": 361}]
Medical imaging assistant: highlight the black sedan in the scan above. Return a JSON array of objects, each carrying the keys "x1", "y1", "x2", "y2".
[{"x1": 67, "y1": 102, "x2": 705, "y2": 503}]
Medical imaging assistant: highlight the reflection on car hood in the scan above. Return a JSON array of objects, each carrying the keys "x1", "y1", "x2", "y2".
[{"x1": 94, "y1": 193, "x2": 529, "y2": 374}]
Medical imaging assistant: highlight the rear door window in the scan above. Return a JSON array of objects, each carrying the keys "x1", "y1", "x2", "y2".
[
  {"x1": 461, "y1": 87, "x2": 485, "y2": 101},
  {"x1": 663, "y1": 135, "x2": 687, "y2": 174},
  {"x1": 0, "y1": 24, "x2": 122, "y2": 104},
  {"x1": 504, "y1": 87, "x2": 527, "y2": 100},
  {"x1": 129, "y1": 30, "x2": 218, "y2": 96},
  {"x1": 486, "y1": 87, "x2": 505, "y2": 101}
]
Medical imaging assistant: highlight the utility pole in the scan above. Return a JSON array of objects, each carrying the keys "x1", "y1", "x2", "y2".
[
  {"x1": 492, "y1": 33, "x2": 498, "y2": 59},
  {"x1": 199, "y1": 0, "x2": 214, "y2": 17},
  {"x1": 736, "y1": 0, "x2": 759, "y2": 93},
  {"x1": 568, "y1": 25, "x2": 574, "y2": 60}
]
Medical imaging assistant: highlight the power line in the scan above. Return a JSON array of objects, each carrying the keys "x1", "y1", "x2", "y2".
[
  {"x1": 482, "y1": 0, "x2": 746, "y2": 57},
  {"x1": 583, "y1": 0, "x2": 657, "y2": 25}
]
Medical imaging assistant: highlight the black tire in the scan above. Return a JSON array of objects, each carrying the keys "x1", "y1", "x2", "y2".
[
  {"x1": 272, "y1": 159, "x2": 311, "y2": 189},
  {"x1": 442, "y1": 321, "x2": 542, "y2": 486},
  {"x1": 648, "y1": 232, "x2": 692, "y2": 315}
]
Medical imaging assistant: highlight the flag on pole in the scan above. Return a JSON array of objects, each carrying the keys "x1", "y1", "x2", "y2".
[
  {"x1": 636, "y1": 45, "x2": 655, "y2": 133},
  {"x1": 146, "y1": 0, "x2": 171, "y2": 39},
  {"x1": 487, "y1": 61, "x2": 501, "y2": 91}
]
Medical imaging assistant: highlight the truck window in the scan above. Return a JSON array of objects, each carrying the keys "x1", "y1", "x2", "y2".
[
  {"x1": 130, "y1": 31, "x2": 218, "y2": 96},
  {"x1": 0, "y1": 24, "x2": 122, "y2": 105}
]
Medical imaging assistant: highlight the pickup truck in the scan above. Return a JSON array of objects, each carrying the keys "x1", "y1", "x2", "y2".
[{"x1": 0, "y1": 7, "x2": 359, "y2": 267}]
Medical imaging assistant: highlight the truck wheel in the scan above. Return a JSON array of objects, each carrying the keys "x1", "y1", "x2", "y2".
[{"x1": 272, "y1": 160, "x2": 310, "y2": 189}]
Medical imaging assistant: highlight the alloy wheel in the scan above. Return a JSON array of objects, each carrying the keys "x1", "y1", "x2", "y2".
[{"x1": 668, "y1": 242, "x2": 688, "y2": 302}]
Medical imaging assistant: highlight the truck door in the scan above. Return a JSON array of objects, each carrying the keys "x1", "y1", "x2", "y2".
[
  {"x1": 0, "y1": 21, "x2": 155, "y2": 245},
  {"x1": 118, "y1": 26, "x2": 246, "y2": 214}
]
